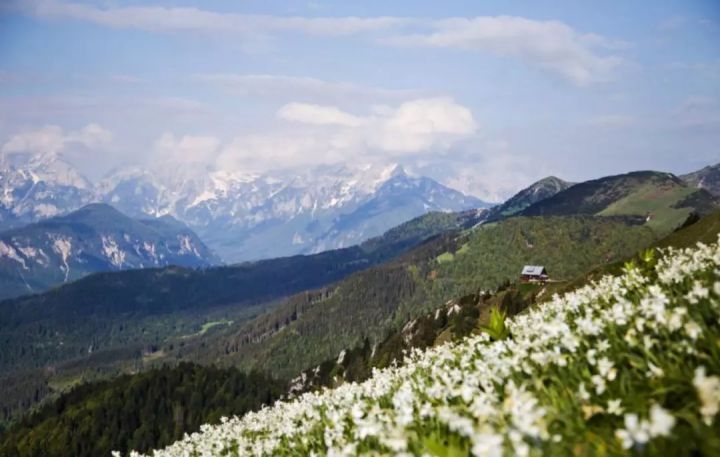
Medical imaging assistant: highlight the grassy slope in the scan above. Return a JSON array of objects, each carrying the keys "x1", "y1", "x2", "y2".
[
  {"x1": 598, "y1": 180, "x2": 694, "y2": 233},
  {"x1": 681, "y1": 162, "x2": 720, "y2": 197},
  {"x1": 550, "y1": 210, "x2": 720, "y2": 298},
  {"x1": 138, "y1": 240, "x2": 720, "y2": 456},
  {"x1": 521, "y1": 171, "x2": 718, "y2": 236}
]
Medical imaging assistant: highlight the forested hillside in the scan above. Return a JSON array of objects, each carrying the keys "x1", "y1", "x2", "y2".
[
  {"x1": 169, "y1": 215, "x2": 657, "y2": 379},
  {"x1": 0, "y1": 363, "x2": 282, "y2": 457},
  {"x1": 0, "y1": 209, "x2": 483, "y2": 427}
]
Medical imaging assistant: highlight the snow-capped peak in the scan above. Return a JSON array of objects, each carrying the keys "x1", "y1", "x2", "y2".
[
  {"x1": 1, "y1": 155, "x2": 485, "y2": 262},
  {"x1": 18, "y1": 152, "x2": 92, "y2": 190}
]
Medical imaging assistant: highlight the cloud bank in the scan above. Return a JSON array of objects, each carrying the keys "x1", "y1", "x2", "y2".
[
  {"x1": 217, "y1": 97, "x2": 477, "y2": 171},
  {"x1": 1, "y1": 123, "x2": 112, "y2": 158}
]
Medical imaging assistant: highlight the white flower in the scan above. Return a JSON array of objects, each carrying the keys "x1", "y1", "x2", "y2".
[
  {"x1": 694, "y1": 366, "x2": 720, "y2": 425},
  {"x1": 684, "y1": 321, "x2": 703, "y2": 340},
  {"x1": 607, "y1": 399, "x2": 623, "y2": 415},
  {"x1": 648, "y1": 404, "x2": 675, "y2": 437},
  {"x1": 471, "y1": 432, "x2": 504, "y2": 457},
  {"x1": 615, "y1": 413, "x2": 650, "y2": 449},
  {"x1": 689, "y1": 281, "x2": 709, "y2": 304},
  {"x1": 597, "y1": 339, "x2": 610, "y2": 352},
  {"x1": 646, "y1": 362, "x2": 664, "y2": 379},
  {"x1": 577, "y1": 383, "x2": 591, "y2": 401},
  {"x1": 598, "y1": 357, "x2": 617, "y2": 381},
  {"x1": 129, "y1": 240, "x2": 720, "y2": 457},
  {"x1": 591, "y1": 375, "x2": 606, "y2": 395}
]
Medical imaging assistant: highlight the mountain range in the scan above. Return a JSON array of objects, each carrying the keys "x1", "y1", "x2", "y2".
[
  {"x1": 1, "y1": 163, "x2": 717, "y2": 302},
  {"x1": 1, "y1": 160, "x2": 720, "y2": 454},
  {"x1": 1, "y1": 155, "x2": 487, "y2": 262},
  {"x1": 0, "y1": 204, "x2": 218, "y2": 300}
]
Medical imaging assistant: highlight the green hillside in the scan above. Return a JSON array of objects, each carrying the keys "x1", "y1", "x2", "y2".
[
  {"x1": 171, "y1": 216, "x2": 657, "y2": 379},
  {"x1": 521, "y1": 171, "x2": 718, "y2": 234},
  {"x1": 0, "y1": 363, "x2": 282, "y2": 457}
]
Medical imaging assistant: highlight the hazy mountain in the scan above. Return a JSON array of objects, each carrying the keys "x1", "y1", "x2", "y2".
[
  {"x1": 0, "y1": 154, "x2": 487, "y2": 262},
  {"x1": 0, "y1": 154, "x2": 95, "y2": 230},
  {"x1": 0, "y1": 203, "x2": 218, "y2": 300},
  {"x1": 100, "y1": 164, "x2": 487, "y2": 261},
  {"x1": 681, "y1": 162, "x2": 720, "y2": 197},
  {"x1": 302, "y1": 168, "x2": 484, "y2": 254}
]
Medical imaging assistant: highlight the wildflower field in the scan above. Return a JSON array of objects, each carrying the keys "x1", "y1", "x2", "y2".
[{"x1": 132, "y1": 237, "x2": 720, "y2": 457}]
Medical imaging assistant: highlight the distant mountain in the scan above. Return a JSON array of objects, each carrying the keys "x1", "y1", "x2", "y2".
[
  {"x1": 484, "y1": 176, "x2": 573, "y2": 222},
  {"x1": 0, "y1": 155, "x2": 487, "y2": 262},
  {"x1": 101, "y1": 164, "x2": 486, "y2": 261},
  {"x1": 681, "y1": 162, "x2": 720, "y2": 197},
  {"x1": 0, "y1": 154, "x2": 95, "y2": 230},
  {"x1": 306, "y1": 169, "x2": 483, "y2": 254},
  {"x1": 0, "y1": 203, "x2": 219, "y2": 300},
  {"x1": 520, "y1": 170, "x2": 719, "y2": 234}
]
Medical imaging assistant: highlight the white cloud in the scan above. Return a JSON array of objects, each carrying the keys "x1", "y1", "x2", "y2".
[
  {"x1": 671, "y1": 96, "x2": 720, "y2": 130},
  {"x1": 427, "y1": 139, "x2": 549, "y2": 203},
  {"x1": 212, "y1": 97, "x2": 477, "y2": 172},
  {"x1": 216, "y1": 134, "x2": 327, "y2": 172},
  {"x1": 1, "y1": 123, "x2": 112, "y2": 157},
  {"x1": 109, "y1": 74, "x2": 146, "y2": 84},
  {"x1": 374, "y1": 98, "x2": 476, "y2": 152},
  {"x1": 153, "y1": 133, "x2": 220, "y2": 165},
  {"x1": 276, "y1": 97, "x2": 476, "y2": 153},
  {"x1": 383, "y1": 16, "x2": 622, "y2": 86}
]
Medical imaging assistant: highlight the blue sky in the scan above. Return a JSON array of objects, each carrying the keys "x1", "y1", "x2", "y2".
[{"x1": 1, "y1": 0, "x2": 719, "y2": 200}]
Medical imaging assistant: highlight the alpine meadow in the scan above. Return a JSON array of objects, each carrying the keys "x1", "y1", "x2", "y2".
[{"x1": 1, "y1": 1, "x2": 719, "y2": 457}]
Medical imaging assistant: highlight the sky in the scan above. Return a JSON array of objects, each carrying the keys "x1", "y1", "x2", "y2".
[{"x1": 0, "y1": 0, "x2": 719, "y2": 201}]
